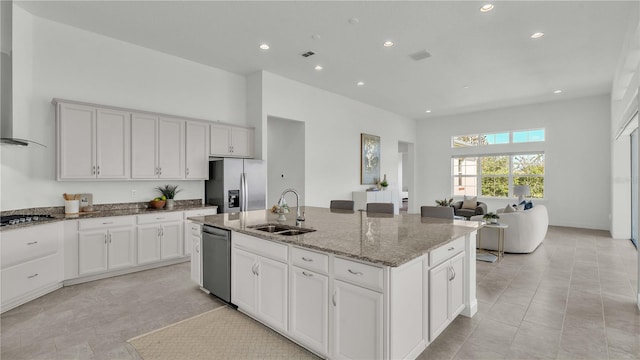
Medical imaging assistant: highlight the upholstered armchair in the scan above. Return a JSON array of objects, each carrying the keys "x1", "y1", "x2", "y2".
[{"x1": 452, "y1": 200, "x2": 487, "y2": 219}]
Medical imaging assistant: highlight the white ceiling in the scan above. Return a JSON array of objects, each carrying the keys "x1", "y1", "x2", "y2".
[{"x1": 16, "y1": 1, "x2": 639, "y2": 120}]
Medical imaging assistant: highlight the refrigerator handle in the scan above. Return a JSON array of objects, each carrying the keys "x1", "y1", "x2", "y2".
[
  {"x1": 244, "y1": 173, "x2": 249, "y2": 210},
  {"x1": 240, "y1": 173, "x2": 247, "y2": 211}
]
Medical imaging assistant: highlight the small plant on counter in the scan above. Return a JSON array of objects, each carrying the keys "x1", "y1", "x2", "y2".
[
  {"x1": 435, "y1": 198, "x2": 454, "y2": 207},
  {"x1": 155, "y1": 184, "x2": 181, "y2": 200}
]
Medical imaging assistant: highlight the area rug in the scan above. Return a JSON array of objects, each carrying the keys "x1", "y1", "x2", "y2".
[{"x1": 128, "y1": 306, "x2": 318, "y2": 360}]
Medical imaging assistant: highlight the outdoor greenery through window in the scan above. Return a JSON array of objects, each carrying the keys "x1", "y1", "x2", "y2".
[
  {"x1": 452, "y1": 129, "x2": 544, "y2": 148},
  {"x1": 452, "y1": 153, "x2": 545, "y2": 198}
]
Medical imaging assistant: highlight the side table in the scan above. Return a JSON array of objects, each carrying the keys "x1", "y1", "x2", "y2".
[{"x1": 477, "y1": 223, "x2": 508, "y2": 262}]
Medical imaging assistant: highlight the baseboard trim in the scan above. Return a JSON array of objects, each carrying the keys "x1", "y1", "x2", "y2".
[
  {"x1": 1, "y1": 282, "x2": 63, "y2": 314},
  {"x1": 64, "y1": 257, "x2": 189, "y2": 286}
]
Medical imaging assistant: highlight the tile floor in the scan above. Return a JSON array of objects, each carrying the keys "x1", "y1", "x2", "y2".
[
  {"x1": 0, "y1": 262, "x2": 224, "y2": 360},
  {"x1": 1, "y1": 226, "x2": 638, "y2": 360}
]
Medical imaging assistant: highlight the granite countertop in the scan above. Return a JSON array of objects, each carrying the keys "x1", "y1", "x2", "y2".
[
  {"x1": 0, "y1": 200, "x2": 217, "y2": 231},
  {"x1": 188, "y1": 206, "x2": 480, "y2": 267}
]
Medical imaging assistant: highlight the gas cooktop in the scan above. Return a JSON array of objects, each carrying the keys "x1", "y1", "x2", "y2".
[{"x1": 0, "y1": 214, "x2": 57, "y2": 227}]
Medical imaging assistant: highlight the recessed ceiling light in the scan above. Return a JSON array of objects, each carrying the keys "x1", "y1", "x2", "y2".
[
  {"x1": 311, "y1": 34, "x2": 321, "y2": 40},
  {"x1": 348, "y1": 17, "x2": 360, "y2": 25},
  {"x1": 314, "y1": 65, "x2": 323, "y2": 71},
  {"x1": 259, "y1": 43, "x2": 270, "y2": 50},
  {"x1": 425, "y1": 110, "x2": 432, "y2": 113},
  {"x1": 553, "y1": 90, "x2": 563, "y2": 94},
  {"x1": 357, "y1": 81, "x2": 365, "y2": 86},
  {"x1": 383, "y1": 41, "x2": 394, "y2": 47},
  {"x1": 530, "y1": 32, "x2": 545, "y2": 39},
  {"x1": 480, "y1": 4, "x2": 494, "y2": 12},
  {"x1": 463, "y1": 85, "x2": 471, "y2": 89}
]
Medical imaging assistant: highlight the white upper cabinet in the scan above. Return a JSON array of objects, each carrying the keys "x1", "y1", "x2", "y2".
[
  {"x1": 185, "y1": 121, "x2": 209, "y2": 180},
  {"x1": 131, "y1": 113, "x2": 158, "y2": 179},
  {"x1": 57, "y1": 102, "x2": 130, "y2": 180},
  {"x1": 96, "y1": 108, "x2": 130, "y2": 179},
  {"x1": 210, "y1": 123, "x2": 253, "y2": 158},
  {"x1": 131, "y1": 114, "x2": 184, "y2": 179}
]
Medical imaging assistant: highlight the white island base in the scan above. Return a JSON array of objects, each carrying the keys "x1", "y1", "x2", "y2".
[{"x1": 228, "y1": 230, "x2": 477, "y2": 360}]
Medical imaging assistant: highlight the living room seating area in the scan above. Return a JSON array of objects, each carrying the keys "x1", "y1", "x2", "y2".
[{"x1": 471, "y1": 204, "x2": 549, "y2": 253}]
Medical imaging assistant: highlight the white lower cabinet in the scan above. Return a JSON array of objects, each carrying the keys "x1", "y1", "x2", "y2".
[
  {"x1": 189, "y1": 222, "x2": 203, "y2": 286},
  {"x1": 79, "y1": 227, "x2": 135, "y2": 275},
  {"x1": 332, "y1": 279, "x2": 384, "y2": 360},
  {"x1": 1, "y1": 222, "x2": 63, "y2": 313},
  {"x1": 183, "y1": 208, "x2": 218, "y2": 256},
  {"x1": 137, "y1": 213, "x2": 183, "y2": 264},
  {"x1": 232, "y1": 237, "x2": 288, "y2": 333},
  {"x1": 78, "y1": 218, "x2": 135, "y2": 276},
  {"x1": 290, "y1": 266, "x2": 329, "y2": 356},
  {"x1": 429, "y1": 251, "x2": 465, "y2": 341}
]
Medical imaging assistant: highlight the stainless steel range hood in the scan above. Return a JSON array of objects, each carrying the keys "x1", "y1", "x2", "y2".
[{"x1": 1, "y1": 1, "x2": 44, "y2": 147}]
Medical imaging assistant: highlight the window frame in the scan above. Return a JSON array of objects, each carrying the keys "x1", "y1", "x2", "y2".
[{"x1": 451, "y1": 152, "x2": 545, "y2": 199}]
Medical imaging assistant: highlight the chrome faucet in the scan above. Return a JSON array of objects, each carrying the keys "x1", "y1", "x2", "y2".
[{"x1": 278, "y1": 188, "x2": 305, "y2": 221}]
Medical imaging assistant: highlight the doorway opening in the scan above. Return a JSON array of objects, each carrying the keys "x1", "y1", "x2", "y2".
[
  {"x1": 267, "y1": 116, "x2": 305, "y2": 209},
  {"x1": 398, "y1": 141, "x2": 415, "y2": 214}
]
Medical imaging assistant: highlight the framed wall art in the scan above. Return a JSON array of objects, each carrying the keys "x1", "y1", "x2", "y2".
[{"x1": 361, "y1": 133, "x2": 380, "y2": 185}]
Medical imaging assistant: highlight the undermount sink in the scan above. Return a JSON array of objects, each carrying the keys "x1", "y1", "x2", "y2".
[{"x1": 250, "y1": 224, "x2": 316, "y2": 236}]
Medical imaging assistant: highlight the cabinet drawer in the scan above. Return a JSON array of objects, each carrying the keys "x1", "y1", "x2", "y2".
[
  {"x1": 1, "y1": 223, "x2": 60, "y2": 269},
  {"x1": 189, "y1": 222, "x2": 202, "y2": 237},
  {"x1": 79, "y1": 216, "x2": 134, "y2": 230},
  {"x1": 291, "y1": 247, "x2": 329, "y2": 274},
  {"x1": 232, "y1": 232, "x2": 287, "y2": 263},
  {"x1": 137, "y1": 212, "x2": 183, "y2": 225},
  {"x1": 430, "y1": 236, "x2": 465, "y2": 267},
  {"x1": 183, "y1": 208, "x2": 218, "y2": 219},
  {"x1": 334, "y1": 257, "x2": 384, "y2": 291},
  {"x1": 1, "y1": 254, "x2": 60, "y2": 303}
]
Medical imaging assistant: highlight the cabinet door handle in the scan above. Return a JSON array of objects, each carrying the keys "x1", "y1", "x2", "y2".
[
  {"x1": 301, "y1": 257, "x2": 313, "y2": 262},
  {"x1": 348, "y1": 269, "x2": 364, "y2": 276},
  {"x1": 449, "y1": 266, "x2": 456, "y2": 281},
  {"x1": 27, "y1": 273, "x2": 39, "y2": 279},
  {"x1": 159, "y1": 167, "x2": 162, "y2": 175},
  {"x1": 96, "y1": 165, "x2": 100, "y2": 175},
  {"x1": 332, "y1": 290, "x2": 337, "y2": 306},
  {"x1": 302, "y1": 271, "x2": 313, "y2": 277},
  {"x1": 92, "y1": 165, "x2": 96, "y2": 175},
  {"x1": 254, "y1": 263, "x2": 260, "y2": 276},
  {"x1": 102, "y1": 221, "x2": 114, "y2": 225},
  {"x1": 156, "y1": 217, "x2": 165, "y2": 220},
  {"x1": 109, "y1": 233, "x2": 112, "y2": 243},
  {"x1": 155, "y1": 167, "x2": 158, "y2": 175},
  {"x1": 26, "y1": 241, "x2": 38, "y2": 245},
  {"x1": 186, "y1": 168, "x2": 190, "y2": 176},
  {"x1": 251, "y1": 263, "x2": 257, "y2": 275},
  {"x1": 448, "y1": 247, "x2": 455, "y2": 251},
  {"x1": 104, "y1": 234, "x2": 108, "y2": 244}
]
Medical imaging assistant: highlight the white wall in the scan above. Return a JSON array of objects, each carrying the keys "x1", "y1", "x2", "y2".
[
  {"x1": 610, "y1": 10, "x2": 640, "y2": 239},
  {"x1": 251, "y1": 71, "x2": 417, "y2": 209},
  {"x1": 267, "y1": 116, "x2": 305, "y2": 208},
  {"x1": 1, "y1": 6, "x2": 247, "y2": 210},
  {"x1": 416, "y1": 95, "x2": 612, "y2": 230}
]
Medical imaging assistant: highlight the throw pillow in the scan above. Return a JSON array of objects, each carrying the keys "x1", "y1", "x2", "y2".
[
  {"x1": 462, "y1": 195, "x2": 477, "y2": 210},
  {"x1": 503, "y1": 204, "x2": 516, "y2": 213}
]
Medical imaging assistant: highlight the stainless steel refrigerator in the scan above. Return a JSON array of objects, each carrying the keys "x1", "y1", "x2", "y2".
[{"x1": 205, "y1": 158, "x2": 266, "y2": 213}]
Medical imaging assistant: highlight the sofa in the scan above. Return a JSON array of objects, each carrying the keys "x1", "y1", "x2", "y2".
[
  {"x1": 470, "y1": 204, "x2": 549, "y2": 253},
  {"x1": 452, "y1": 200, "x2": 487, "y2": 219}
]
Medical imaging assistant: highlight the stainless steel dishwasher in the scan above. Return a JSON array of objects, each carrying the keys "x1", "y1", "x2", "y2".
[{"x1": 202, "y1": 225, "x2": 231, "y2": 303}]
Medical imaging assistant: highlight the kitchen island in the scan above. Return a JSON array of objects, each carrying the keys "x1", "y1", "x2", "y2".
[{"x1": 189, "y1": 207, "x2": 480, "y2": 360}]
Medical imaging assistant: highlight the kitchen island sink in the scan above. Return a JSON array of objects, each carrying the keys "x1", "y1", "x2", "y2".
[{"x1": 249, "y1": 223, "x2": 316, "y2": 236}]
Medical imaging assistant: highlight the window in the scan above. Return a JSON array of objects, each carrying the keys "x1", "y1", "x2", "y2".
[
  {"x1": 452, "y1": 157, "x2": 477, "y2": 196},
  {"x1": 482, "y1": 132, "x2": 509, "y2": 145},
  {"x1": 452, "y1": 135, "x2": 479, "y2": 148},
  {"x1": 451, "y1": 128, "x2": 544, "y2": 148},
  {"x1": 513, "y1": 129, "x2": 545, "y2": 143},
  {"x1": 452, "y1": 153, "x2": 545, "y2": 198}
]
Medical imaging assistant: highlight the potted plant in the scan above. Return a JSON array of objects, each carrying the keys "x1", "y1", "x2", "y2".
[
  {"x1": 483, "y1": 212, "x2": 500, "y2": 224},
  {"x1": 379, "y1": 174, "x2": 389, "y2": 190},
  {"x1": 435, "y1": 198, "x2": 454, "y2": 207},
  {"x1": 155, "y1": 185, "x2": 181, "y2": 209}
]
